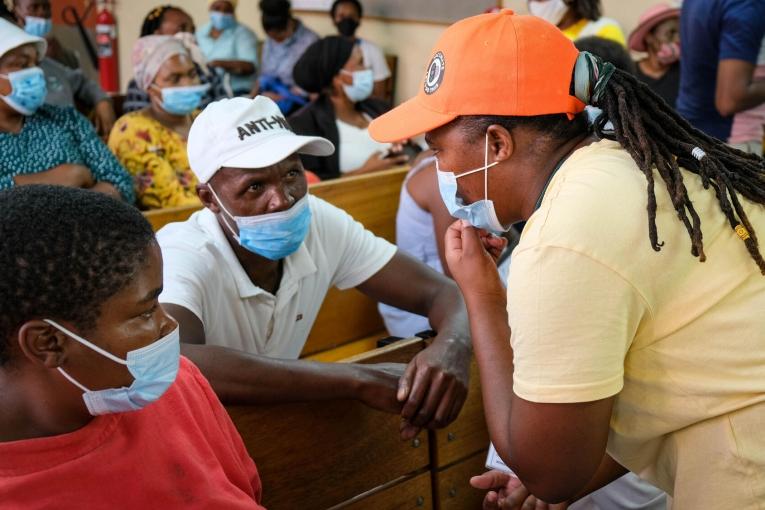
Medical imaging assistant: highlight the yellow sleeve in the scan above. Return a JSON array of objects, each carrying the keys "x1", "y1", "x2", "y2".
[
  {"x1": 507, "y1": 244, "x2": 649, "y2": 404},
  {"x1": 108, "y1": 114, "x2": 200, "y2": 210},
  {"x1": 596, "y1": 23, "x2": 627, "y2": 46}
]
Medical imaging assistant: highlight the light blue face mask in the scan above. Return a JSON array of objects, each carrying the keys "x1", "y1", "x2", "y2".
[
  {"x1": 210, "y1": 11, "x2": 236, "y2": 31},
  {"x1": 0, "y1": 66, "x2": 47, "y2": 115},
  {"x1": 24, "y1": 16, "x2": 52, "y2": 38},
  {"x1": 45, "y1": 319, "x2": 181, "y2": 416},
  {"x1": 436, "y1": 132, "x2": 507, "y2": 235},
  {"x1": 210, "y1": 187, "x2": 312, "y2": 261},
  {"x1": 341, "y1": 69, "x2": 374, "y2": 102},
  {"x1": 153, "y1": 83, "x2": 209, "y2": 115}
]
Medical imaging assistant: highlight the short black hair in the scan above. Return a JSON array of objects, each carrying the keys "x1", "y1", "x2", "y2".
[
  {"x1": 260, "y1": 0, "x2": 291, "y2": 32},
  {"x1": 569, "y1": 0, "x2": 601, "y2": 21},
  {"x1": 330, "y1": 0, "x2": 362, "y2": 18},
  {"x1": 140, "y1": 5, "x2": 184, "y2": 37},
  {"x1": 0, "y1": 186, "x2": 156, "y2": 366},
  {"x1": 0, "y1": 1, "x2": 15, "y2": 22},
  {"x1": 574, "y1": 36, "x2": 635, "y2": 75}
]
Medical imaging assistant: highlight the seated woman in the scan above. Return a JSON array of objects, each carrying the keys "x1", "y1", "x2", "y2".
[
  {"x1": 0, "y1": 185, "x2": 264, "y2": 509},
  {"x1": 123, "y1": 5, "x2": 230, "y2": 113},
  {"x1": 196, "y1": 0, "x2": 258, "y2": 97},
  {"x1": 6, "y1": 0, "x2": 116, "y2": 138},
  {"x1": 290, "y1": 36, "x2": 410, "y2": 180},
  {"x1": 527, "y1": 0, "x2": 626, "y2": 45},
  {"x1": 109, "y1": 35, "x2": 208, "y2": 210},
  {"x1": 330, "y1": 0, "x2": 391, "y2": 100},
  {"x1": 0, "y1": 20, "x2": 133, "y2": 202}
]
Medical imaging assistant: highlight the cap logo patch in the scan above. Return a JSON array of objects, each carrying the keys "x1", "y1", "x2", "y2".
[
  {"x1": 424, "y1": 51, "x2": 445, "y2": 95},
  {"x1": 237, "y1": 115, "x2": 290, "y2": 141}
]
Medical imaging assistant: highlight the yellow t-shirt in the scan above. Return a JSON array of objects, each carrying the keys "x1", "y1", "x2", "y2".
[
  {"x1": 108, "y1": 111, "x2": 201, "y2": 210},
  {"x1": 507, "y1": 139, "x2": 765, "y2": 509},
  {"x1": 562, "y1": 17, "x2": 626, "y2": 47}
]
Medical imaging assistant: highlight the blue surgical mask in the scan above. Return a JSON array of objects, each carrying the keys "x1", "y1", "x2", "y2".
[
  {"x1": 0, "y1": 67, "x2": 47, "y2": 115},
  {"x1": 46, "y1": 319, "x2": 181, "y2": 416},
  {"x1": 153, "y1": 83, "x2": 209, "y2": 115},
  {"x1": 209, "y1": 187, "x2": 312, "y2": 260},
  {"x1": 210, "y1": 11, "x2": 236, "y2": 31},
  {"x1": 24, "y1": 16, "x2": 52, "y2": 38},
  {"x1": 341, "y1": 69, "x2": 374, "y2": 102},
  {"x1": 436, "y1": 132, "x2": 507, "y2": 235}
]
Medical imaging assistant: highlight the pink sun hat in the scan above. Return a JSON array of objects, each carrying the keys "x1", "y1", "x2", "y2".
[{"x1": 628, "y1": 3, "x2": 681, "y2": 52}]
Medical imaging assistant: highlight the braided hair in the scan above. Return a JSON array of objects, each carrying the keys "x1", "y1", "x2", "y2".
[
  {"x1": 140, "y1": 5, "x2": 180, "y2": 37},
  {"x1": 583, "y1": 53, "x2": 765, "y2": 274}
]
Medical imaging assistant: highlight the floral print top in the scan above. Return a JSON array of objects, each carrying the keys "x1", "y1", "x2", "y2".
[{"x1": 108, "y1": 110, "x2": 200, "y2": 210}]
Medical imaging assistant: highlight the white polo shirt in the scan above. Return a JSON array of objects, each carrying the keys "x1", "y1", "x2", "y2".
[{"x1": 157, "y1": 195, "x2": 397, "y2": 359}]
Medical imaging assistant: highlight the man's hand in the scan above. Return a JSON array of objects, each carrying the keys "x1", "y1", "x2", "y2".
[
  {"x1": 353, "y1": 362, "x2": 407, "y2": 414},
  {"x1": 15, "y1": 164, "x2": 94, "y2": 188},
  {"x1": 93, "y1": 100, "x2": 116, "y2": 139},
  {"x1": 397, "y1": 337, "x2": 470, "y2": 439},
  {"x1": 445, "y1": 219, "x2": 506, "y2": 301},
  {"x1": 471, "y1": 470, "x2": 569, "y2": 510}
]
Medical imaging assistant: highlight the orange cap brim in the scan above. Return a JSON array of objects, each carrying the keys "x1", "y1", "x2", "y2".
[{"x1": 369, "y1": 95, "x2": 459, "y2": 143}]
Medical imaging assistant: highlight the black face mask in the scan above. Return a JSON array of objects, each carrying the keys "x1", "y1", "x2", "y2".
[{"x1": 336, "y1": 17, "x2": 359, "y2": 37}]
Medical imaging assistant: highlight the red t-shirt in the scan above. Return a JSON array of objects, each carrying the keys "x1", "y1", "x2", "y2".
[{"x1": 0, "y1": 357, "x2": 265, "y2": 510}]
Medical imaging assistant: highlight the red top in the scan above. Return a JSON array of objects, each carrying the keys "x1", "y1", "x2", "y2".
[{"x1": 0, "y1": 357, "x2": 265, "y2": 510}]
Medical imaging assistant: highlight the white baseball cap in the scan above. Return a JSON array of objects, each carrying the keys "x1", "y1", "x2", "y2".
[
  {"x1": 0, "y1": 18, "x2": 47, "y2": 62},
  {"x1": 187, "y1": 96, "x2": 335, "y2": 183}
]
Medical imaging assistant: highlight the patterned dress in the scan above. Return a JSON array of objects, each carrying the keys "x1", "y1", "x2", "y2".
[
  {"x1": 108, "y1": 110, "x2": 200, "y2": 210},
  {"x1": 0, "y1": 105, "x2": 134, "y2": 203}
]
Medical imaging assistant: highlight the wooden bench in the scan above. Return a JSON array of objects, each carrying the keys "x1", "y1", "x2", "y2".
[
  {"x1": 227, "y1": 337, "x2": 488, "y2": 510},
  {"x1": 145, "y1": 166, "x2": 410, "y2": 360}
]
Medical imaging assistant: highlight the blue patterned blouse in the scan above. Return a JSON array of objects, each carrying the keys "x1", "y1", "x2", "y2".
[{"x1": 0, "y1": 105, "x2": 135, "y2": 203}]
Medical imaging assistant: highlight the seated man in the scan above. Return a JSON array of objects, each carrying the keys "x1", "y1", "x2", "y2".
[
  {"x1": 0, "y1": 185, "x2": 264, "y2": 509},
  {"x1": 158, "y1": 96, "x2": 472, "y2": 436},
  {"x1": 9, "y1": 0, "x2": 116, "y2": 137}
]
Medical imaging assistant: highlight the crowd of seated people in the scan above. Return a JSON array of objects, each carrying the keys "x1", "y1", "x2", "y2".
[{"x1": 0, "y1": 1, "x2": 763, "y2": 508}]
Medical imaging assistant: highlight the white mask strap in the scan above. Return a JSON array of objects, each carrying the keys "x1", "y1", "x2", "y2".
[
  {"x1": 207, "y1": 184, "x2": 240, "y2": 240},
  {"x1": 44, "y1": 319, "x2": 127, "y2": 365},
  {"x1": 57, "y1": 367, "x2": 92, "y2": 392}
]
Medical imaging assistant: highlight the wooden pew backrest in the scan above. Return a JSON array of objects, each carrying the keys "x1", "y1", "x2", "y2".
[{"x1": 227, "y1": 338, "x2": 430, "y2": 510}]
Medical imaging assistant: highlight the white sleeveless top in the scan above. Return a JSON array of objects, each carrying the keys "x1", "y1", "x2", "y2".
[{"x1": 378, "y1": 158, "x2": 442, "y2": 337}]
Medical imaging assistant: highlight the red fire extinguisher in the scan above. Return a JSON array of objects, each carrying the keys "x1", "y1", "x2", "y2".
[{"x1": 96, "y1": 1, "x2": 119, "y2": 94}]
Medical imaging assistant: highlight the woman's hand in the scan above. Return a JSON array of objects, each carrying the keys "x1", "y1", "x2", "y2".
[
  {"x1": 15, "y1": 164, "x2": 94, "y2": 189},
  {"x1": 444, "y1": 219, "x2": 505, "y2": 301},
  {"x1": 353, "y1": 151, "x2": 409, "y2": 175},
  {"x1": 471, "y1": 471, "x2": 570, "y2": 510}
]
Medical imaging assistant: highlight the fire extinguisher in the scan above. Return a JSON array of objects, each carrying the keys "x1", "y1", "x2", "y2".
[{"x1": 96, "y1": 1, "x2": 119, "y2": 94}]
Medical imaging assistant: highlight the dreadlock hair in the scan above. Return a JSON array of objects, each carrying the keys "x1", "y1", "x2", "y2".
[
  {"x1": 0, "y1": 186, "x2": 156, "y2": 366},
  {"x1": 591, "y1": 67, "x2": 765, "y2": 274},
  {"x1": 568, "y1": 0, "x2": 601, "y2": 21},
  {"x1": 140, "y1": 5, "x2": 182, "y2": 37}
]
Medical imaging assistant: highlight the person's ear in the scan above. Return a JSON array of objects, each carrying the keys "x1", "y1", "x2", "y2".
[
  {"x1": 196, "y1": 183, "x2": 219, "y2": 213},
  {"x1": 16, "y1": 320, "x2": 69, "y2": 369},
  {"x1": 487, "y1": 124, "x2": 514, "y2": 163}
]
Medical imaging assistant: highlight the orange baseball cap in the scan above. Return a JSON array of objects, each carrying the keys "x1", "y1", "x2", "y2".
[{"x1": 369, "y1": 10, "x2": 586, "y2": 143}]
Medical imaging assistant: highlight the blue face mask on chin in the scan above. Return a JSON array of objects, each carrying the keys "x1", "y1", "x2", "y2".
[
  {"x1": 153, "y1": 83, "x2": 209, "y2": 115},
  {"x1": 0, "y1": 66, "x2": 47, "y2": 115},
  {"x1": 24, "y1": 16, "x2": 52, "y2": 38},
  {"x1": 209, "y1": 187, "x2": 312, "y2": 261},
  {"x1": 436, "y1": 132, "x2": 508, "y2": 235},
  {"x1": 46, "y1": 319, "x2": 181, "y2": 416},
  {"x1": 341, "y1": 69, "x2": 374, "y2": 103},
  {"x1": 210, "y1": 11, "x2": 236, "y2": 31}
]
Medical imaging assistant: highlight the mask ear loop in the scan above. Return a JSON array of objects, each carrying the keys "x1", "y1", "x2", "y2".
[
  {"x1": 484, "y1": 131, "x2": 490, "y2": 201},
  {"x1": 207, "y1": 185, "x2": 240, "y2": 241}
]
